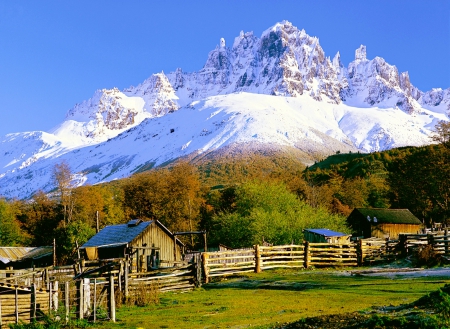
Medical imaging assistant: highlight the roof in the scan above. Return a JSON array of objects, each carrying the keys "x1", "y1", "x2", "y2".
[
  {"x1": 303, "y1": 228, "x2": 349, "y2": 237},
  {"x1": 82, "y1": 220, "x2": 152, "y2": 248},
  {"x1": 351, "y1": 208, "x2": 422, "y2": 225},
  {"x1": 81, "y1": 219, "x2": 183, "y2": 248},
  {"x1": 0, "y1": 246, "x2": 53, "y2": 264}
]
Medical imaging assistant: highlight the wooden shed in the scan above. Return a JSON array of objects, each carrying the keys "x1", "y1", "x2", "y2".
[
  {"x1": 0, "y1": 246, "x2": 53, "y2": 269},
  {"x1": 347, "y1": 208, "x2": 423, "y2": 239},
  {"x1": 81, "y1": 219, "x2": 184, "y2": 271},
  {"x1": 303, "y1": 229, "x2": 351, "y2": 244}
]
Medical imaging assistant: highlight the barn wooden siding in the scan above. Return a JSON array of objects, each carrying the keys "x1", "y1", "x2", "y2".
[
  {"x1": 371, "y1": 223, "x2": 421, "y2": 239},
  {"x1": 129, "y1": 223, "x2": 182, "y2": 263}
]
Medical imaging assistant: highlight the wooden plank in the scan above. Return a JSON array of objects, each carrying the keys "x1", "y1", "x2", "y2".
[
  {"x1": 208, "y1": 269, "x2": 254, "y2": 277},
  {"x1": 260, "y1": 251, "x2": 305, "y2": 255},
  {"x1": 262, "y1": 260, "x2": 304, "y2": 265},
  {"x1": 310, "y1": 257, "x2": 358, "y2": 262},
  {"x1": 209, "y1": 265, "x2": 254, "y2": 273}
]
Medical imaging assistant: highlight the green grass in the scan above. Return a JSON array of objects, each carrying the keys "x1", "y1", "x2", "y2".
[{"x1": 94, "y1": 268, "x2": 450, "y2": 329}]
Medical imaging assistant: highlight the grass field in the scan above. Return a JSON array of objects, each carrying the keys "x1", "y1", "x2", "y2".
[{"x1": 93, "y1": 267, "x2": 450, "y2": 329}]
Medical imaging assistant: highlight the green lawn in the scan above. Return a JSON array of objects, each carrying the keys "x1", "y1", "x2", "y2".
[{"x1": 95, "y1": 268, "x2": 450, "y2": 329}]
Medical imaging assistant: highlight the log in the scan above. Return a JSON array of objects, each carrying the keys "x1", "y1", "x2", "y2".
[{"x1": 208, "y1": 269, "x2": 254, "y2": 277}]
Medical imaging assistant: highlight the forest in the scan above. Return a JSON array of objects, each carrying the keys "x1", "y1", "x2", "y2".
[{"x1": 0, "y1": 120, "x2": 449, "y2": 264}]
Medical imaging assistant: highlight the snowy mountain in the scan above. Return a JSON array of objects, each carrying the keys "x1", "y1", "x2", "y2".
[{"x1": 1, "y1": 20, "x2": 449, "y2": 199}]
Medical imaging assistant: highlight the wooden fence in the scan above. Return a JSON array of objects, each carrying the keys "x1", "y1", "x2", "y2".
[
  {"x1": 359, "y1": 238, "x2": 400, "y2": 264},
  {"x1": 0, "y1": 283, "x2": 56, "y2": 326},
  {"x1": 201, "y1": 240, "x2": 408, "y2": 281},
  {"x1": 306, "y1": 242, "x2": 358, "y2": 267},
  {"x1": 398, "y1": 232, "x2": 450, "y2": 257},
  {"x1": 0, "y1": 259, "x2": 199, "y2": 325}
]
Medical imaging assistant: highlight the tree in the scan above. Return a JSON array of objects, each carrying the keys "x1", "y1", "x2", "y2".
[
  {"x1": 0, "y1": 198, "x2": 25, "y2": 246},
  {"x1": 431, "y1": 120, "x2": 450, "y2": 148},
  {"x1": 389, "y1": 145, "x2": 450, "y2": 225},
  {"x1": 21, "y1": 191, "x2": 60, "y2": 246},
  {"x1": 122, "y1": 162, "x2": 204, "y2": 245},
  {"x1": 52, "y1": 161, "x2": 74, "y2": 226}
]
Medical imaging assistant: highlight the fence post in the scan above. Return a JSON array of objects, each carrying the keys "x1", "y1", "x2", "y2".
[
  {"x1": 202, "y1": 253, "x2": 209, "y2": 284},
  {"x1": 194, "y1": 253, "x2": 202, "y2": 287},
  {"x1": 53, "y1": 281, "x2": 59, "y2": 312},
  {"x1": 77, "y1": 280, "x2": 84, "y2": 320},
  {"x1": 65, "y1": 281, "x2": 69, "y2": 324},
  {"x1": 124, "y1": 259, "x2": 129, "y2": 298},
  {"x1": 254, "y1": 245, "x2": 261, "y2": 273},
  {"x1": 31, "y1": 283, "x2": 36, "y2": 321},
  {"x1": 93, "y1": 279, "x2": 97, "y2": 323},
  {"x1": 427, "y1": 234, "x2": 435, "y2": 248},
  {"x1": 399, "y1": 234, "x2": 407, "y2": 257},
  {"x1": 49, "y1": 281, "x2": 53, "y2": 311},
  {"x1": 108, "y1": 275, "x2": 116, "y2": 322},
  {"x1": 445, "y1": 229, "x2": 449, "y2": 255},
  {"x1": 83, "y1": 279, "x2": 90, "y2": 317},
  {"x1": 304, "y1": 242, "x2": 310, "y2": 269},
  {"x1": 357, "y1": 239, "x2": 363, "y2": 266},
  {"x1": 15, "y1": 287, "x2": 18, "y2": 324}
]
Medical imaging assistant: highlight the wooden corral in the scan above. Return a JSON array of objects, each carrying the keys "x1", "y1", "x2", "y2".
[
  {"x1": 81, "y1": 219, "x2": 184, "y2": 272},
  {"x1": 347, "y1": 208, "x2": 422, "y2": 239},
  {"x1": 303, "y1": 228, "x2": 351, "y2": 244}
]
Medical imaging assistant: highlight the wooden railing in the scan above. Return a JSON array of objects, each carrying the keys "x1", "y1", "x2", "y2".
[
  {"x1": 202, "y1": 249, "x2": 255, "y2": 283},
  {"x1": 307, "y1": 242, "x2": 358, "y2": 267},
  {"x1": 359, "y1": 238, "x2": 399, "y2": 264},
  {"x1": 259, "y1": 245, "x2": 305, "y2": 271}
]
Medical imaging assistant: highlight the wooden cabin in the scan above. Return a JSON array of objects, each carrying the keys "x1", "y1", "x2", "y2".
[
  {"x1": 303, "y1": 229, "x2": 351, "y2": 244},
  {"x1": 347, "y1": 208, "x2": 423, "y2": 239},
  {"x1": 0, "y1": 246, "x2": 53, "y2": 269},
  {"x1": 81, "y1": 219, "x2": 184, "y2": 271}
]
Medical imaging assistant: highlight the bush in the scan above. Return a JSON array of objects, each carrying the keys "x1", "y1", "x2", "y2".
[{"x1": 414, "y1": 245, "x2": 443, "y2": 268}]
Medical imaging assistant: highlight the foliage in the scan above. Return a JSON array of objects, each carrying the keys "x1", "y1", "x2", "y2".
[
  {"x1": 9, "y1": 316, "x2": 90, "y2": 329},
  {"x1": 413, "y1": 245, "x2": 443, "y2": 268},
  {"x1": 205, "y1": 180, "x2": 349, "y2": 248},
  {"x1": 54, "y1": 220, "x2": 96, "y2": 264},
  {"x1": 122, "y1": 161, "x2": 204, "y2": 238},
  {"x1": 0, "y1": 198, "x2": 26, "y2": 245},
  {"x1": 389, "y1": 144, "x2": 450, "y2": 225}
]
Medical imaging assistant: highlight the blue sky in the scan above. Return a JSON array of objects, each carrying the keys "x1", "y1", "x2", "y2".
[{"x1": 0, "y1": 1, "x2": 449, "y2": 136}]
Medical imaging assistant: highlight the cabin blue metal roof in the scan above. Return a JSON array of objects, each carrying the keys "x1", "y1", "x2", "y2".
[
  {"x1": 303, "y1": 228, "x2": 349, "y2": 237},
  {"x1": 82, "y1": 220, "x2": 152, "y2": 248}
]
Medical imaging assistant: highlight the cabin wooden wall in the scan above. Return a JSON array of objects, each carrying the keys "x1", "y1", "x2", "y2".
[
  {"x1": 371, "y1": 224, "x2": 421, "y2": 239},
  {"x1": 130, "y1": 223, "x2": 182, "y2": 262}
]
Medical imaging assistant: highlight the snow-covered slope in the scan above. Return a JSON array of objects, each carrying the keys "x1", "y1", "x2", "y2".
[{"x1": 0, "y1": 21, "x2": 448, "y2": 199}]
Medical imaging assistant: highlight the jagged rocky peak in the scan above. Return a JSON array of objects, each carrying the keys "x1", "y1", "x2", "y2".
[
  {"x1": 421, "y1": 88, "x2": 450, "y2": 112},
  {"x1": 65, "y1": 87, "x2": 141, "y2": 133},
  {"x1": 355, "y1": 45, "x2": 367, "y2": 61},
  {"x1": 136, "y1": 72, "x2": 179, "y2": 117},
  {"x1": 344, "y1": 45, "x2": 422, "y2": 114}
]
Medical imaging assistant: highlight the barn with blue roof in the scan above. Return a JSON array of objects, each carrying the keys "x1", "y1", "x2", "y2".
[{"x1": 303, "y1": 228, "x2": 351, "y2": 243}]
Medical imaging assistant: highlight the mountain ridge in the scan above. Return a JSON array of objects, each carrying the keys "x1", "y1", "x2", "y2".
[{"x1": 1, "y1": 20, "x2": 448, "y2": 199}]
